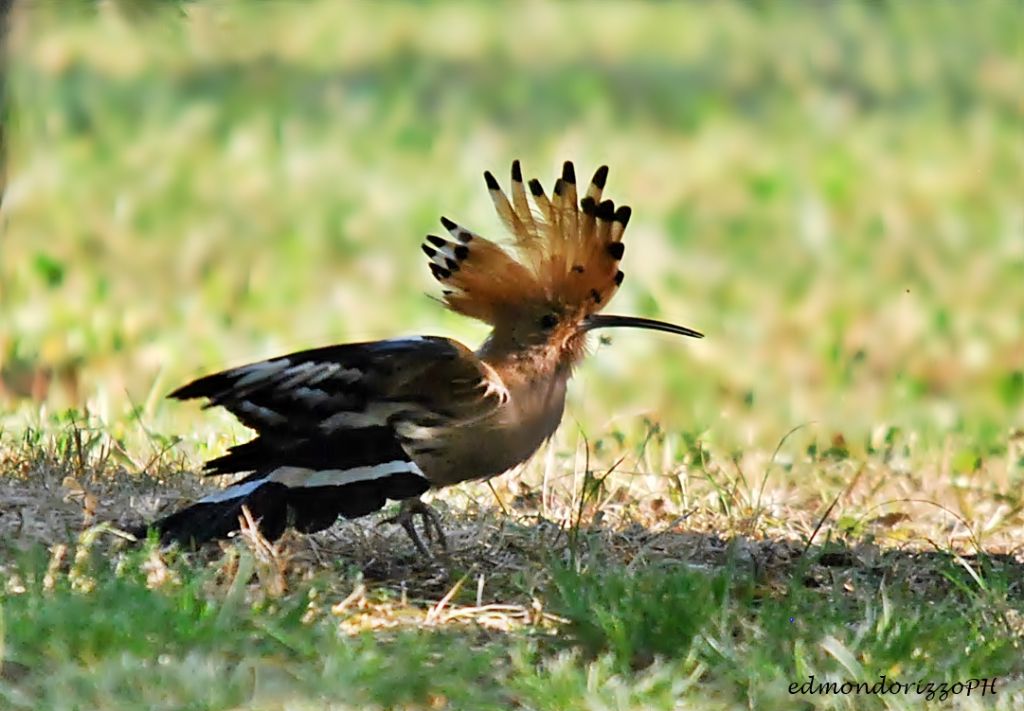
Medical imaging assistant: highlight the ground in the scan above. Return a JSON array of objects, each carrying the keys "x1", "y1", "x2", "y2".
[{"x1": 1, "y1": 2, "x2": 1023, "y2": 709}]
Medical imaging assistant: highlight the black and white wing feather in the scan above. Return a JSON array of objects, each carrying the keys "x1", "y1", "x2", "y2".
[{"x1": 143, "y1": 336, "x2": 505, "y2": 545}]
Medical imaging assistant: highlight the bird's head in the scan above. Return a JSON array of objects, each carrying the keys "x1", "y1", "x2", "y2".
[{"x1": 422, "y1": 161, "x2": 702, "y2": 371}]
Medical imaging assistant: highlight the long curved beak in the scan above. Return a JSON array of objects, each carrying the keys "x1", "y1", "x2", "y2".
[{"x1": 582, "y1": 314, "x2": 704, "y2": 339}]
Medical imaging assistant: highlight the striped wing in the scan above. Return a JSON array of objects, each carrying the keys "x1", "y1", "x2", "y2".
[
  {"x1": 150, "y1": 336, "x2": 506, "y2": 544},
  {"x1": 172, "y1": 335, "x2": 506, "y2": 475},
  {"x1": 174, "y1": 337, "x2": 499, "y2": 429}
]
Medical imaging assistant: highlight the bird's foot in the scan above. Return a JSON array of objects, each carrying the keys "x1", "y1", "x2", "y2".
[{"x1": 381, "y1": 498, "x2": 448, "y2": 558}]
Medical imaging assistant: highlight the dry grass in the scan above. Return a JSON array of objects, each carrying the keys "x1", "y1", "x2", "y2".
[
  {"x1": 4, "y1": 417, "x2": 1022, "y2": 614},
  {"x1": 3, "y1": 419, "x2": 1023, "y2": 707}
]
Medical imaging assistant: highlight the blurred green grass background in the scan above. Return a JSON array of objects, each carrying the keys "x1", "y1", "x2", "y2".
[
  {"x1": 3, "y1": 3, "x2": 1024, "y2": 708},
  {"x1": 1, "y1": 0, "x2": 1022, "y2": 460}
]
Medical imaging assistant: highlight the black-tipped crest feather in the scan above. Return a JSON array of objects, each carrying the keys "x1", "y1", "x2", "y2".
[{"x1": 423, "y1": 161, "x2": 636, "y2": 324}]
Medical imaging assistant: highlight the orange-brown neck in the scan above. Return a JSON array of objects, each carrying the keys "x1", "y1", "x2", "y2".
[{"x1": 476, "y1": 327, "x2": 583, "y2": 384}]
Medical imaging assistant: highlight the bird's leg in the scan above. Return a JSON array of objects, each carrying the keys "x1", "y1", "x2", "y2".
[{"x1": 381, "y1": 498, "x2": 448, "y2": 557}]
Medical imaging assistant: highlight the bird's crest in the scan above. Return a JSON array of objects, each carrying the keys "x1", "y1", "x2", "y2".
[{"x1": 422, "y1": 161, "x2": 629, "y2": 325}]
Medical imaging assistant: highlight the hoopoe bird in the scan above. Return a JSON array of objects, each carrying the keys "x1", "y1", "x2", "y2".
[{"x1": 139, "y1": 161, "x2": 702, "y2": 555}]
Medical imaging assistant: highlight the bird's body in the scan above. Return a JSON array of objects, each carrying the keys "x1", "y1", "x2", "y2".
[
  {"x1": 405, "y1": 353, "x2": 568, "y2": 488},
  {"x1": 140, "y1": 161, "x2": 702, "y2": 551}
]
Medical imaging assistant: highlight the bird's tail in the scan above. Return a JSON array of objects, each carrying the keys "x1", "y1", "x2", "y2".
[
  {"x1": 132, "y1": 468, "x2": 429, "y2": 546},
  {"x1": 130, "y1": 479, "x2": 289, "y2": 545}
]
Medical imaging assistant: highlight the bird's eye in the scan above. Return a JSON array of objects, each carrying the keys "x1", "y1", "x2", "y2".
[{"x1": 539, "y1": 313, "x2": 559, "y2": 330}]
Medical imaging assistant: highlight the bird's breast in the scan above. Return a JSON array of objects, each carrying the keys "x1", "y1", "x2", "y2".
[{"x1": 403, "y1": 374, "x2": 568, "y2": 487}]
